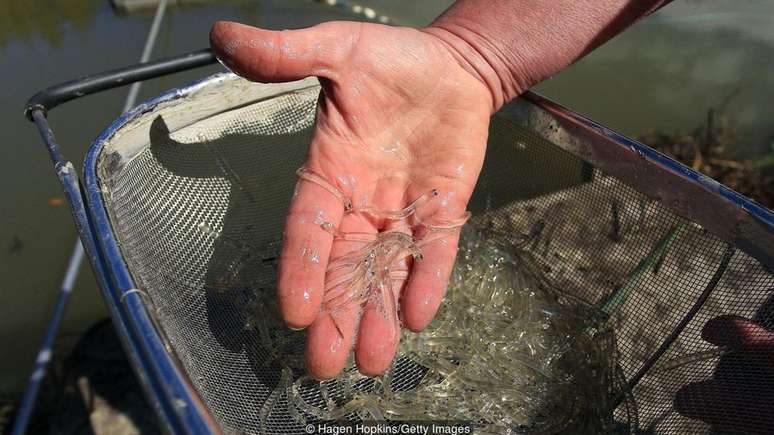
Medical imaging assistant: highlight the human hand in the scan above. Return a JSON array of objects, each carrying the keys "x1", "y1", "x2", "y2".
[
  {"x1": 210, "y1": 21, "x2": 494, "y2": 379},
  {"x1": 674, "y1": 315, "x2": 774, "y2": 433}
]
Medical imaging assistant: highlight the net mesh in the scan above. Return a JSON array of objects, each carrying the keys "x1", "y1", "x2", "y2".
[{"x1": 97, "y1": 81, "x2": 774, "y2": 434}]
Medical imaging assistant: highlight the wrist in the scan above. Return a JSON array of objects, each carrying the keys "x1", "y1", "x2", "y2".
[
  {"x1": 423, "y1": 19, "x2": 533, "y2": 112},
  {"x1": 424, "y1": 0, "x2": 672, "y2": 113}
]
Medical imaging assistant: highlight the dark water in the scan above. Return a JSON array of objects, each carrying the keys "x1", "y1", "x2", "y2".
[{"x1": 1, "y1": 0, "x2": 772, "y2": 395}]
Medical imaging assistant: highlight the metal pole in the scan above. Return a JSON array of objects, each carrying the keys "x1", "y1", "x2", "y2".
[{"x1": 11, "y1": 2, "x2": 168, "y2": 433}]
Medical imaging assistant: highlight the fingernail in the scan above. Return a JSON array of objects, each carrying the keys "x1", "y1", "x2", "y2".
[{"x1": 215, "y1": 55, "x2": 247, "y2": 79}]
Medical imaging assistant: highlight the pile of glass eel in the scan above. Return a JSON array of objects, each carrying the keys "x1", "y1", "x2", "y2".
[{"x1": 251, "y1": 224, "x2": 627, "y2": 434}]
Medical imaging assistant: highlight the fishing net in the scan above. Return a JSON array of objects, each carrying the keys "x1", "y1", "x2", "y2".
[{"x1": 94, "y1": 75, "x2": 774, "y2": 434}]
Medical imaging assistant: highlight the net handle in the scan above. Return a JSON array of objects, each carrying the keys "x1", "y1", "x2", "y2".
[
  {"x1": 25, "y1": 48, "x2": 216, "y2": 121},
  {"x1": 24, "y1": 48, "x2": 216, "y2": 171}
]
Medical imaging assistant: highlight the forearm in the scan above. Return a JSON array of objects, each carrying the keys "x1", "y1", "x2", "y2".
[{"x1": 425, "y1": 0, "x2": 671, "y2": 110}]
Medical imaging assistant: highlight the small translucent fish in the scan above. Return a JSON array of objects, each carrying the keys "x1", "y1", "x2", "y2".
[
  {"x1": 296, "y1": 168, "x2": 467, "y2": 339},
  {"x1": 287, "y1": 224, "x2": 624, "y2": 433},
  {"x1": 278, "y1": 168, "x2": 623, "y2": 433}
]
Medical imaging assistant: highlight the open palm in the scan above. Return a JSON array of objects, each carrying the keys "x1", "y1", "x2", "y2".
[{"x1": 211, "y1": 21, "x2": 493, "y2": 379}]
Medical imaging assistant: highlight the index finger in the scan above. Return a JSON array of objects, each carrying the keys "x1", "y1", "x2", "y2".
[{"x1": 277, "y1": 170, "x2": 345, "y2": 329}]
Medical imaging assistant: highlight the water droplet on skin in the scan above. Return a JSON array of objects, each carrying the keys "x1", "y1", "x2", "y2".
[
  {"x1": 280, "y1": 41, "x2": 298, "y2": 58},
  {"x1": 440, "y1": 191, "x2": 456, "y2": 208},
  {"x1": 303, "y1": 290, "x2": 311, "y2": 301},
  {"x1": 292, "y1": 182, "x2": 301, "y2": 198},
  {"x1": 380, "y1": 143, "x2": 398, "y2": 154},
  {"x1": 313, "y1": 210, "x2": 326, "y2": 225},
  {"x1": 336, "y1": 175, "x2": 352, "y2": 188},
  {"x1": 301, "y1": 246, "x2": 320, "y2": 264},
  {"x1": 330, "y1": 335, "x2": 343, "y2": 353}
]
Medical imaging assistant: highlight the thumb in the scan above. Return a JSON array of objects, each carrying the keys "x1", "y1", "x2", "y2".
[{"x1": 209, "y1": 21, "x2": 355, "y2": 83}]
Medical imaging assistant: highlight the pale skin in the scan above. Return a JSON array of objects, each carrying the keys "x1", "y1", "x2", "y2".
[{"x1": 208, "y1": 0, "x2": 681, "y2": 380}]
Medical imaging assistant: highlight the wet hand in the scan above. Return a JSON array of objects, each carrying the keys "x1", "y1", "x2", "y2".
[{"x1": 210, "y1": 21, "x2": 493, "y2": 379}]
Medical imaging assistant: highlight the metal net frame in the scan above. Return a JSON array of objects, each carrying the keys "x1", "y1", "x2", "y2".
[{"x1": 83, "y1": 74, "x2": 774, "y2": 434}]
